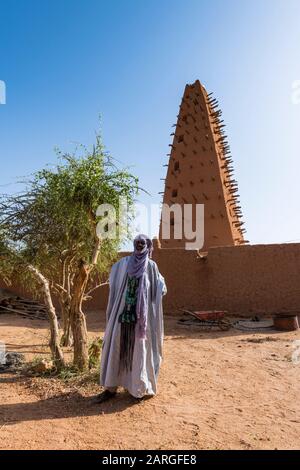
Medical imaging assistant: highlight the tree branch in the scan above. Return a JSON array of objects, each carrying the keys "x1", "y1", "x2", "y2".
[{"x1": 85, "y1": 280, "x2": 109, "y2": 297}]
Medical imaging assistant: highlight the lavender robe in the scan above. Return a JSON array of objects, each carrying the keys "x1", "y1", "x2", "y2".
[{"x1": 100, "y1": 256, "x2": 166, "y2": 398}]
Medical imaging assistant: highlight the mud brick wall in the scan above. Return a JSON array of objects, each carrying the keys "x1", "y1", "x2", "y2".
[
  {"x1": 0, "y1": 283, "x2": 31, "y2": 301},
  {"x1": 204, "y1": 243, "x2": 300, "y2": 315},
  {"x1": 2, "y1": 243, "x2": 300, "y2": 317},
  {"x1": 88, "y1": 243, "x2": 300, "y2": 316}
]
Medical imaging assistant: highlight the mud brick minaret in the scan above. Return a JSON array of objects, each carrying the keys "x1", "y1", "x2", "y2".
[{"x1": 159, "y1": 80, "x2": 246, "y2": 250}]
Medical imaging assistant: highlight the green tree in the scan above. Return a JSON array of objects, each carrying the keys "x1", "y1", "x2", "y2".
[
  {"x1": 0, "y1": 131, "x2": 139, "y2": 371},
  {"x1": 0, "y1": 227, "x2": 65, "y2": 369}
]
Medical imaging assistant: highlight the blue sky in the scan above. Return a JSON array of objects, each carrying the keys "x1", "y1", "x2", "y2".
[{"x1": 1, "y1": 0, "x2": 300, "y2": 245}]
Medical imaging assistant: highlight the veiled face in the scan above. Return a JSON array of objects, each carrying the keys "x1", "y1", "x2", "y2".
[
  {"x1": 133, "y1": 234, "x2": 152, "y2": 255},
  {"x1": 135, "y1": 238, "x2": 146, "y2": 252}
]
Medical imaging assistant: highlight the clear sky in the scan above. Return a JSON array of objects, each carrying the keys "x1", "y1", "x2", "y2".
[{"x1": 1, "y1": 0, "x2": 300, "y2": 245}]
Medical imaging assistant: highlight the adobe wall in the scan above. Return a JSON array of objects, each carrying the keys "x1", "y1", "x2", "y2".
[
  {"x1": 2, "y1": 243, "x2": 300, "y2": 316},
  {"x1": 0, "y1": 283, "x2": 30, "y2": 301},
  {"x1": 90, "y1": 243, "x2": 300, "y2": 316},
  {"x1": 207, "y1": 243, "x2": 300, "y2": 315}
]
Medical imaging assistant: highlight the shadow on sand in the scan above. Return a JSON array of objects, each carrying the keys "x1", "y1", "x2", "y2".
[{"x1": 0, "y1": 387, "x2": 143, "y2": 425}]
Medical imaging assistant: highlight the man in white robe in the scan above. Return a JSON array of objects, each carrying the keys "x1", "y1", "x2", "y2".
[{"x1": 96, "y1": 235, "x2": 166, "y2": 402}]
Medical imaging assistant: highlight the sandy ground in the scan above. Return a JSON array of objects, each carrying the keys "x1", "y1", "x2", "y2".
[{"x1": 0, "y1": 311, "x2": 299, "y2": 450}]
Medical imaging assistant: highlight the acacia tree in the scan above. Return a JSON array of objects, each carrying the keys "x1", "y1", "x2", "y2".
[
  {"x1": 0, "y1": 229, "x2": 65, "y2": 369},
  {"x1": 0, "y1": 132, "x2": 139, "y2": 371}
]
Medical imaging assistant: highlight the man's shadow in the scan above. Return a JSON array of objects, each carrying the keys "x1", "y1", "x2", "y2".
[{"x1": 0, "y1": 389, "x2": 141, "y2": 425}]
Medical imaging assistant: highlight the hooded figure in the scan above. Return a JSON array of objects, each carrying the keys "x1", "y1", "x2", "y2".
[{"x1": 96, "y1": 235, "x2": 167, "y2": 402}]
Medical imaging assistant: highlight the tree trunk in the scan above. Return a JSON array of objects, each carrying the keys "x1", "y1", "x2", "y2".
[
  {"x1": 60, "y1": 298, "x2": 73, "y2": 347},
  {"x1": 70, "y1": 260, "x2": 90, "y2": 371},
  {"x1": 70, "y1": 238, "x2": 101, "y2": 371},
  {"x1": 28, "y1": 266, "x2": 65, "y2": 369}
]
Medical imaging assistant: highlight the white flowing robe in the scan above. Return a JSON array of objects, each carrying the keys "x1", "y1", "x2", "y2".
[{"x1": 100, "y1": 256, "x2": 167, "y2": 398}]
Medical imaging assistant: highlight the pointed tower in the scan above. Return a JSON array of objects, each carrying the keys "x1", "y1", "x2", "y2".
[{"x1": 159, "y1": 80, "x2": 246, "y2": 250}]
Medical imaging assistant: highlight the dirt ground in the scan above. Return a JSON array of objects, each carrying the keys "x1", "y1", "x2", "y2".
[{"x1": 0, "y1": 311, "x2": 299, "y2": 450}]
